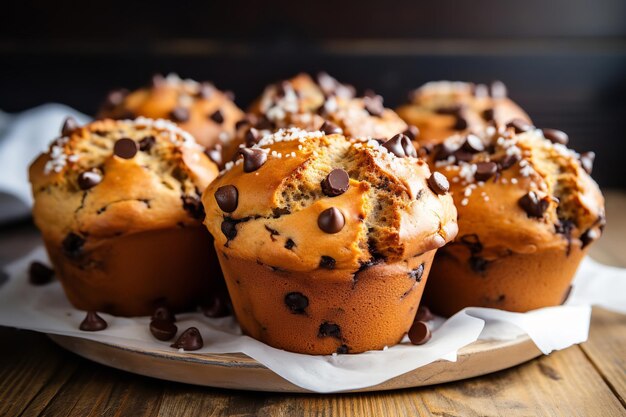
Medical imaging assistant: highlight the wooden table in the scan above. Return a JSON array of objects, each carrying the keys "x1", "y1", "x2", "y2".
[{"x1": 1, "y1": 191, "x2": 625, "y2": 417}]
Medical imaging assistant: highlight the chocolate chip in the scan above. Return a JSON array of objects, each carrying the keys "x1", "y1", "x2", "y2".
[
  {"x1": 506, "y1": 119, "x2": 533, "y2": 134},
  {"x1": 150, "y1": 319, "x2": 178, "y2": 341},
  {"x1": 499, "y1": 153, "x2": 520, "y2": 170},
  {"x1": 518, "y1": 191, "x2": 550, "y2": 218},
  {"x1": 469, "y1": 256, "x2": 489, "y2": 273},
  {"x1": 239, "y1": 148, "x2": 267, "y2": 173},
  {"x1": 61, "y1": 116, "x2": 79, "y2": 136},
  {"x1": 317, "y1": 207, "x2": 345, "y2": 234},
  {"x1": 453, "y1": 150, "x2": 474, "y2": 163},
  {"x1": 62, "y1": 232, "x2": 85, "y2": 259},
  {"x1": 113, "y1": 138, "x2": 138, "y2": 159},
  {"x1": 171, "y1": 327, "x2": 203, "y2": 351},
  {"x1": 414, "y1": 305, "x2": 434, "y2": 322},
  {"x1": 403, "y1": 125, "x2": 420, "y2": 141},
  {"x1": 334, "y1": 345, "x2": 348, "y2": 354},
  {"x1": 152, "y1": 306, "x2": 176, "y2": 322},
  {"x1": 221, "y1": 218, "x2": 238, "y2": 240},
  {"x1": 284, "y1": 292, "x2": 309, "y2": 314},
  {"x1": 235, "y1": 118, "x2": 251, "y2": 130},
  {"x1": 29, "y1": 261, "x2": 54, "y2": 285},
  {"x1": 170, "y1": 107, "x2": 190, "y2": 123},
  {"x1": 76, "y1": 170, "x2": 102, "y2": 190},
  {"x1": 474, "y1": 162, "x2": 498, "y2": 182},
  {"x1": 103, "y1": 89, "x2": 128, "y2": 109},
  {"x1": 205, "y1": 144, "x2": 223, "y2": 168},
  {"x1": 285, "y1": 238, "x2": 296, "y2": 250},
  {"x1": 427, "y1": 172, "x2": 449, "y2": 195},
  {"x1": 453, "y1": 116, "x2": 468, "y2": 131},
  {"x1": 363, "y1": 94, "x2": 384, "y2": 117},
  {"x1": 462, "y1": 134, "x2": 485, "y2": 153},
  {"x1": 319, "y1": 256, "x2": 336, "y2": 270},
  {"x1": 580, "y1": 228, "x2": 599, "y2": 249},
  {"x1": 320, "y1": 121, "x2": 343, "y2": 135},
  {"x1": 482, "y1": 108, "x2": 495, "y2": 122},
  {"x1": 490, "y1": 80, "x2": 508, "y2": 99},
  {"x1": 460, "y1": 234, "x2": 483, "y2": 254},
  {"x1": 434, "y1": 142, "x2": 457, "y2": 161},
  {"x1": 255, "y1": 116, "x2": 274, "y2": 130},
  {"x1": 209, "y1": 109, "x2": 224, "y2": 124},
  {"x1": 245, "y1": 127, "x2": 261, "y2": 147},
  {"x1": 435, "y1": 106, "x2": 462, "y2": 115},
  {"x1": 214, "y1": 185, "x2": 238, "y2": 213},
  {"x1": 318, "y1": 322, "x2": 341, "y2": 338},
  {"x1": 79, "y1": 311, "x2": 107, "y2": 332},
  {"x1": 382, "y1": 134, "x2": 417, "y2": 158},
  {"x1": 542, "y1": 128, "x2": 569, "y2": 145},
  {"x1": 202, "y1": 294, "x2": 231, "y2": 318},
  {"x1": 408, "y1": 263, "x2": 425, "y2": 282},
  {"x1": 580, "y1": 152, "x2": 595, "y2": 175},
  {"x1": 321, "y1": 168, "x2": 349, "y2": 197},
  {"x1": 139, "y1": 135, "x2": 156, "y2": 152},
  {"x1": 408, "y1": 321, "x2": 431, "y2": 345},
  {"x1": 181, "y1": 195, "x2": 205, "y2": 220}
]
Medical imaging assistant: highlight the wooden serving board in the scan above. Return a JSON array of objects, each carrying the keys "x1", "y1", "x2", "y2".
[{"x1": 48, "y1": 334, "x2": 542, "y2": 393}]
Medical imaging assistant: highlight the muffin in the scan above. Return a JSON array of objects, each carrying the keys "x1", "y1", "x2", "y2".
[
  {"x1": 423, "y1": 122, "x2": 605, "y2": 316},
  {"x1": 236, "y1": 73, "x2": 410, "y2": 149},
  {"x1": 29, "y1": 117, "x2": 223, "y2": 316},
  {"x1": 202, "y1": 128, "x2": 458, "y2": 354},
  {"x1": 396, "y1": 81, "x2": 530, "y2": 147},
  {"x1": 98, "y1": 73, "x2": 245, "y2": 164}
]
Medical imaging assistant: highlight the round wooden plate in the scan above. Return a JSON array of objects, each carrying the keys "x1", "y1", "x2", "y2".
[{"x1": 48, "y1": 334, "x2": 542, "y2": 393}]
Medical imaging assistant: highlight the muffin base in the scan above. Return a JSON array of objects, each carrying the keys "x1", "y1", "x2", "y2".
[
  {"x1": 44, "y1": 226, "x2": 223, "y2": 317},
  {"x1": 216, "y1": 248, "x2": 436, "y2": 355},
  {"x1": 424, "y1": 244, "x2": 586, "y2": 317}
]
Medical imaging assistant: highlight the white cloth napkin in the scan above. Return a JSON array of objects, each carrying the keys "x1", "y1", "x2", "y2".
[
  {"x1": 0, "y1": 105, "x2": 91, "y2": 222},
  {"x1": 0, "y1": 246, "x2": 624, "y2": 393}
]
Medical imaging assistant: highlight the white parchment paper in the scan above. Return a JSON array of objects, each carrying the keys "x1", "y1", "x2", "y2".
[{"x1": 0, "y1": 246, "x2": 624, "y2": 393}]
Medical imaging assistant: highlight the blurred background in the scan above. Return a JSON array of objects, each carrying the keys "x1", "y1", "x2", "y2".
[{"x1": 1, "y1": 0, "x2": 626, "y2": 188}]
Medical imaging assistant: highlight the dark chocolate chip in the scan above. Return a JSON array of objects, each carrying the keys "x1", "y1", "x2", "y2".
[
  {"x1": 318, "y1": 322, "x2": 341, "y2": 338},
  {"x1": 61, "y1": 116, "x2": 79, "y2": 136},
  {"x1": 427, "y1": 172, "x2": 449, "y2": 195},
  {"x1": 77, "y1": 170, "x2": 102, "y2": 190},
  {"x1": 579, "y1": 151, "x2": 595, "y2": 175},
  {"x1": 462, "y1": 134, "x2": 485, "y2": 153},
  {"x1": 284, "y1": 292, "x2": 309, "y2": 314},
  {"x1": 506, "y1": 118, "x2": 533, "y2": 134},
  {"x1": 62, "y1": 232, "x2": 85, "y2": 259},
  {"x1": 113, "y1": 138, "x2": 138, "y2": 159},
  {"x1": 170, "y1": 107, "x2": 190, "y2": 123},
  {"x1": 209, "y1": 109, "x2": 224, "y2": 124},
  {"x1": 490, "y1": 80, "x2": 508, "y2": 99},
  {"x1": 152, "y1": 306, "x2": 176, "y2": 322},
  {"x1": 29, "y1": 261, "x2": 54, "y2": 285},
  {"x1": 518, "y1": 191, "x2": 550, "y2": 218},
  {"x1": 453, "y1": 115, "x2": 468, "y2": 131},
  {"x1": 79, "y1": 311, "x2": 108, "y2": 332},
  {"x1": 499, "y1": 153, "x2": 520, "y2": 170},
  {"x1": 103, "y1": 89, "x2": 128, "y2": 109},
  {"x1": 320, "y1": 121, "x2": 343, "y2": 135},
  {"x1": 317, "y1": 207, "x2": 345, "y2": 234},
  {"x1": 255, "y1": 116, "x2": 274, "y2": 130},
  {"x1": 150, "y1": 319, "x2": 178, "y2": 341},
  {"x1": 474, "y1": 162, "x2": 498, "y2": 182},
  {"x1": 460, "y1": 234, "x2": 483, "y2": 254},
  {"x1": 239, "y1": 148, "x2": 267, "y2": 173},
  {"x1": 434, "y1": 142, "x2": 457, "y2": 161},
  {"x1": 403, "y1": 125, "x2": 420, "y2": 141},
  {"x1": 265, "y1": 225, "x2": 279, "y2": 241},
  {"x1": 139, "y1": 135, "x2": 156, "y2": 152},
  {"x1": 414, "y1": 305, "x2": 434, "y2": 322},
  {"x1": 408, "y1": 321, "x2": 431, "y2": 345},
  {"x1": 542, "y1": 128, "x2": 569, "y2": 145},
  {"x1": 482, "y1": 108, "x2": 495, "y2": 122},
  {"x1": 321, "y1": 168, "x2": 350, "y2": 197},
  {"x1": 235, "y1": 118, "x2": 250, "y2": 130},
  {"x1": 319, "y1": 256, "x2": 336, "y2": 270},
  {"x1": 363, "y1": 94, "x2": 384, "y2": 117},
  {"x1": 434, "y1": 106, "x2": 462, "y2": 115},
  {"x1": 408, "y1": 263, "x2": 425, "y2": 282},
  {"x1": 336, "y1": 345, "x2": 349, "y2": 354},
  {"x1": 221, "y1": 217, "x2": 239, "y2": 240},
  {"x1": 171, "y1": 327, "x2": 203, "y2": 351},
  {"x1": 181, "y1": 195, "x2": 205, "y2": 220},
  {"x1": 285, "y1": 238, "x2": 296, "y2": 250},
  {"x1": 202, "y1": 294, "x2": 231, "y2": 318},
  {"x1": 245, "y1": 127, "x2": 261, "y2": 147},
  {"x1": 469, "y1": 256, "x2": 489, "y2": 273},
  {"x1": 580, "y1": 228, "x2": 599, "y2": 249},
  {"x1": 453, "y1": 150, "x2": 474, "y2": 163},
  {"x1": 383, "y1": 134, "x2": 417, "y2": 158},
  {"x1": 214, "y1": 185, "x2": 238, "y2": 213}
]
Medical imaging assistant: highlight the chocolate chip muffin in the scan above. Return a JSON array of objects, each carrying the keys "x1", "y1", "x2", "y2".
[
  {"x1": 423, "y1": 122, "x2": 605, "y2": 316},
  {"x1": 29, "y1": 117, "x2": 223, "y2": 316},
  {"x1": 202, "y1": 128, "x2": 458, "y2": 354},
  {"x1": 396, "y1": 81, "x2": 530, "y2": 147},
  {"x1": 98, "y1": 73, "x2": 245, "y2": 164},
  {"x1": 236, "y1": 73, "x2": 410, "y2": 149}
]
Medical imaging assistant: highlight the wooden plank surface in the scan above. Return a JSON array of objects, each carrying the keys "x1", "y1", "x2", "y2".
[{"x1": 0, "y1": 190, "x2": 625, "y2": 417}]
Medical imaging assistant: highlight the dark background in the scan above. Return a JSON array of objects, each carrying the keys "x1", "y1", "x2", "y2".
[{"x1": 2, "y1": 0, "x2": 625, "y2": 187}]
